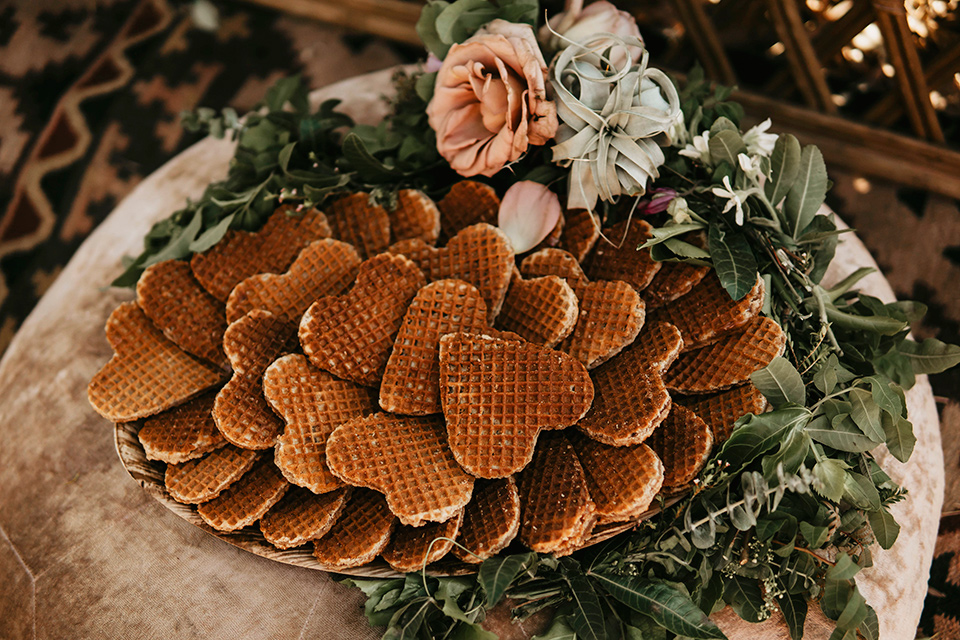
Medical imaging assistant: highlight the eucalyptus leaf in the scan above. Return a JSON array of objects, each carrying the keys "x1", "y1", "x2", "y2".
[
  {"x1": 708, "y1": 225, "x2": 757, "y2": 300},
  {"x1": 765, "y1": 134, "x2": 801, "y2": 207},
  {"x1": 478, "y1": 552, "x2": 536, "y2": 607},
  {"x1": 881, "y1": 413, "x2": 916, "y2": 463},
  {"x1": 868, "y1": 508, "x2": 900, "y2": 549},
  {"x1": 784, "y1": 145, "x2": 827, "y2": 238},
  {"x1": 751, "y1": 356, "x2": 805, "y2": 407},
  {"x1": 859, "y1": 606, "x2": 880, "y2": 640},
  {"x1": 798, "y1": 521, "x2": 828, "y2": 548},
  {"x1": 590, "y1": 574, "x2": 725, "y2": 639},
  {"x1": 897, "y1": 338, "x2": 960, "y2": 374}
]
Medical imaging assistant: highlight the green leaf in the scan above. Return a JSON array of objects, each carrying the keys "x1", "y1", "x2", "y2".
[
  {"x1": 806, "y1": 414, "x2": 878, "y2": 453},
  {"x1": 820, "y1": 578, "x2": 853, "y2": 620},
  {"x1": 868, "y1": 508, "x2": 900, "y2": 549},
  {"x1": 825, "y1": 306, "x2": 907, "y2": 335},
  {"x1": 478, "y1": 552, "x2": 536, "y2": 607},
  {"x1": 859, "y1": 606, "x2": 880, "y2": 640},
  {"x1": 897, "y1": 338, "x2": 960, "y2": 374},
  {"x1": 641, "y1": 223, "x2": 707, "y2": 250},
  {"x1": 834, "y1": 588, "x2": 868, "y2": 631},
  {"x1": 847, "y1": 388, "x2": 884, "y2": 442},
  {"x1": 750, "y1": 356, "x2": 805, "y2": 407},
  {"x1": 708, "y1": 225, "x2": 757, "y2": 300},
  {"x1": 708, "y1": 129, "x2": 746, "y2": 168},
  {"x1": 828, "y1": 553, "x2": 861, "y2": 581},
  {"x1": 590, "y1": 574, "x2": 726, "y2": 639},
  {"x1": 765, "y1": 134, "x2": 801, "y2": 206},
  {"x1": 812, "y1": 458, "x2": 847, "y2": 502},
  {"x1": 532, "y1": 616, "x2": 578, "y2": 640},
  {"x1": 341, "y1": 132, "x2": 405, "y2": 182},
  {"x1": 866, "y1": 376, "x2": 903, "y2": 417},
  {"x1": 564, "y1": 572, "x2": 607, "y2": 640},
  {"x1": 434, "y1": 578, "x2": 476, "y2": 624},
  {"x1": 784, "y1": 145, "x2": 828, "y2": 238},
  {"x1": 719, "y1": 407, "x2": 810, "y2": 470},
  {"x1": 189, "y1": 212, "x2": 236, "y2": 253},
  {"x1": 881, "y1": 413, "x2": 916, "y2": 463},
  {"x1": 722, "y1": 576, "x2": 763, "y2": 623},
  {"x1": 843, "y1": 472, "x2": 881, "y2": 510},
  {"x1": 799, "y1": 521, "x2": 828, "y2": 548},
  {"x1": 776, "y1": 585, "x2": 808, "y2": 640},
  {"x1": 143, "y1": 208, "x2": 204, "y2": 267}
]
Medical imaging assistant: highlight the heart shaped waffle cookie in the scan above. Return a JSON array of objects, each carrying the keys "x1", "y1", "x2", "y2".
[
  {"x1": 197, "y1": 458, "x2": 290, "y2": 532},
  {"x1": 226, "y1": 239, "x2": 362, "y2": 324},
  {"x1": 664, "y1": 317, "x2": 786, "y2": 393},
  {"x1": 214, "y1": 311, "x2": 293, "y2": 450},
  {"x1": 570, "y1": 431, "x2": 664, "y2": 523},
  {"x1": 88, "y1": 302, "x2": 227, "y2": 422},
  {"x1": 521, "y1": 248, "x2": 645, "y2": 369},
  {"x1": 576, "y1": 324, "x2": 678, "y2": 446},
  {"x1": 299, "y1": 253, "x2": 426, "y2": 386},
  {"x1": 389, "y1": 223, "x2": 513, "y2": 322},
  {"x1": 380, "y1": 280, "x2": 491, "y2": 415},
  {"x1": 260, "y1": 486, "x2": 350, "y2": 549},
  {"x1": 636, "y1": 321, "x2": 685, "y2": 373},
  {"x1": 382, "y1": 512, "x2": 463, "y2": 572},
  {"x1": 323, "y1": 192, "x2": 391, "y2": 258},
  {"x1": 164, "y1": 445, "x2": 260, "y2": 504},
  {"x1": 452, "y1": 478, "x2": 520, "y2": 563},
  {"x1": 643, "y1": 260, "x2": 711, "y2": 309},
  {"x1": 313, "y1": 488, "x2": 396, "y2": 570},
  {"x1": 326, "y1": 413, "x2": 475, "y2": 525},
  {"x1": 138, "y1": 391, "x2": 226, "y2": 464},
  {"x1": 190, "y1": 206, "x2": 331, "y2": 302},
  {"x1": 582, "y1": 219, "x2": 662, "y2": 292},
  {"x1": 137, "y1": 260, "x2": 228, "y2": 368},
  {"x1": 518, "y1": 433, "x2": 597, "y2": 556},
  {"x1": 676, "y1": 384, "x2": 767, "y2": 443},
  {"x1": 560, "y1": 209, "x2": 600, "y2": 261},
  {"x1": 439, "y1": 333, "x2": 594, "y2": 478},
  {"x1": 494, "y1": 272, "x2": 579, "y2": 347},
  {"x1": 389, "y1": 189, "x2": 442, "y2": 244},
  {"x1": 264, "y1": 354, "x2": 378, "y2": 493},
  {"x1": 651, "y1": 272, "x2": 764, "y2": 350},
  {"x1": 647, "y1": 405, "x2": 713, "y2": 493},
  {"x1": 437, "y1": 180, "x2": 499, "y2": 243}
]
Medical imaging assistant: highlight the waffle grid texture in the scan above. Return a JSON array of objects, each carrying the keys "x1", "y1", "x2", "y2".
[
  {"x1": 88, "y1": 302, "x2": 226, "y2": 422},
  {"x1": 259, "y1": 486, "x2": 350, "y2": 549},
  {"x1": 313, "y1": 488, "x2": 396, "y2": 570},
  {"x1": 582, "y1": 219, "x2": 662, "y2": 292},
  {"x1": 648, "y1": 405, "x2": 714, "y2": 490},
  {"x1": 190, "y1": 207, "x2": 331, "y2": 302},
  {"x1": 226, "y1": 238, "x2": 361, "y2": 324},
  {"x1": 382, "y1": 512, "x2": 463, "y2": 572},
  {"x1": 197, "y1": 458, "x2": 290, "y2": 531},
  {"x1": 439, "y1": 333, "x2": 594, "y2": 478},
  {"x1": 676, "y1": 383, "x2": 768, "y2": 443},
  {"x1": 452, "y1": 477, "x2": 521, "y2": 563},
  {"x1": 643, "y1": 260, "x2": 711, "y2": 309},
  {"x1": 164, "y1": 446, "x2": 260, "y2": 504},
  {"x1": 137, "y1": 260, "x2": 228, "y2": 368},
  {"x1": 138, "y1": 391, "x2": 225, "y2": 464},
  {"x1": 571, "y1": 432, "x2": 664, "y2": 521},
  {"x1": 494, "y1": 275, "x2": 579, "y2": 348},
  {"x1": 559, "y1": 209, "x2": 600, "y2": 262},
  {"x1": 436, "y1": 180, "x2": 499, "y2": 243},
  {"x1": 323, "y1": 192, "x2": 391, "y2": 259},
  {"x1": 389, "y1": 189, "x2": 441, "y2": 244}
]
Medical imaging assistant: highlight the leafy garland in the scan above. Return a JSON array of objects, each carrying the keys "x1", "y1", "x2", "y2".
[{"x1": 113, "y1": 2, "x2": 960, "y2": 638}]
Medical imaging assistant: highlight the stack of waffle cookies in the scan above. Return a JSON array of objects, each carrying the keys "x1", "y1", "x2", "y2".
[{"x1": 89, "y1": 181, "x2": 784, "y2": 573}]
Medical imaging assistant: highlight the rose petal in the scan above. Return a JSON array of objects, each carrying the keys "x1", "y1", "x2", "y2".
[{"x1": 498, "y1": 181, "x2": 562, "y2": 253}]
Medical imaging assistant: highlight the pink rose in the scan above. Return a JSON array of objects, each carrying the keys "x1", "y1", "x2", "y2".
[
  {"x1": 540, "y1": 0, "x2": 643, "y2": 67},
  {"x1": 427, "y1": 20, "x2": 558, "y2": 178}
]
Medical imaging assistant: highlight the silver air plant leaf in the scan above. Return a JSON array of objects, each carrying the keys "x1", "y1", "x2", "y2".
[{"x1": 550, "y1": 34, "x2": 681, "y2": 211}]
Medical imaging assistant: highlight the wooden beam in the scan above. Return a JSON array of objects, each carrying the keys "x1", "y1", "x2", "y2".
[
  {"x1": 671, "y1": 0, "x2": 737, "y2": 85},
  {"x1": 763, "y1": 0, "x2": 837, "y2": 113}
]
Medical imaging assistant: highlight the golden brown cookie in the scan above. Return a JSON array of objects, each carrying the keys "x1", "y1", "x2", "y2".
[
  {"x1": 214, "y1": 311, "x2": 293, "y2": 450},
  {"x1": 323, "y1": 192, "x2": 391, "y2": 258},
  {"x1": 451, "y1": 478, "x2": 521, "y2": 563},
  {"x1": 88, "y1": 302, "x2": 227, "y2": 422},
  {"x1": 643, "y1": 260, "x2": 711, "y2": 309},
  {"x1": 494, "y1": 271, "x2": 579, "y2": 348},
  {"x1": 676, "y1": 384, "x2": 767, "y2": 443},
  {"x1": 264, "y1": 353, "x2": 378, "y2": 494},
  {"x1": 560, "y1": 209, "x2": 600, "y2": 262},
  {"x1": 225, "y1": 238, "x2": 361, "y2": 324},
  {"x1": 664, "y1": 317, "x2": 786, "y2": 394},
  {"x1": 436, "y1": 180, "x2": 499, "y2": 243},
  {"x1": 313, "y1": 488, "x2": 397, "y2": 570},
  {"x1": 389, "y1": 223, "x2": 513, "y2": 323},
  {"x1": 380, "y1": 280, "x2": 490, "y2": 415},
  {"x1": 389, "y1": 189, "x2": 441, "y2": 244},
  {"x1": 582, "y1": 218, "x2": 662, "y2": 292},
  {"x1": 517, "y1": 433, "x2": 597, "y2": 556},
  {"x1": 326, "y1": 413, "x2": 475, "y2": 526},
  {"x1": 299, "y1": 253, "x2": 426, "y2": 387},
  {"x1": 137, "y1": 259, "x2": 228, "y2": 369},
  {"x1": 190, "y1": 206, "x2": 331, "y2": 302},
  {"x1": 138, "y1": 391, "x2": 226, "y2": 464},
  {"x1": 197, "y1": 458, "x2": 289, "y2": 532},
  {"x1": 164, "y1": 445, "x2": 260, "y2": 504},
  {"x1": 439, "y1": 333, "x2": 594, "y2": 478},
  {"x1": 647, "y1": 405, "x2": 713, "y2": 493},
  {"x1": 260, "y1": 486, "x2": 350, "y2": 549},
  {"x1": 382, "y1": 512, "x2": 463, "y2": 573}
]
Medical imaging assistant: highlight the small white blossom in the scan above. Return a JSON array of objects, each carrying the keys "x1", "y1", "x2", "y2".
[
  {"x1": 667, "y1": 196, "x2": 693, "y2": 224},
  {"x1": 743, "y1": 118, "x2": 778, "y2": 157},
  {"x1": 738, "y1": 153, "x2": 763, "y2": 182},
  {"x1": 678, "y1": 131, "x2": 711, "y2": 165},
  {"x1": 667, "y1": 109, "x2": 688, "y2": 147},
  {"x1": 711, "y1": 175, "x2": 748, "y2": 225}
]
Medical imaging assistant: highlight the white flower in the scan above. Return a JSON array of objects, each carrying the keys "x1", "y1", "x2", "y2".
[
  {"x1": 667, "y1": 109, "x2": 688, "y2": 147},
  {"x1": 678, "y1": 131, "x2": 711, "y2": 165},
  {"x1": 738, "y1": 153, "x2": 763, "y2": 182},
  {"x1": 551, "y1": 35, "x2": 681, "y2": 211},
  {"x1": 711, "y1": 175, "x2": 747, "y2": 225},
  {"x1": 667, "y1": 196, "x2": 693, "y2": 224},
  {"x1": 743, "y1": 118, "x2": 778, "y2": 157}
]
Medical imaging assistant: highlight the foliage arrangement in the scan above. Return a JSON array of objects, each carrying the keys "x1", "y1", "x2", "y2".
[{"x1": 115, "y1": 1, "x2": 960, "y2": 638}]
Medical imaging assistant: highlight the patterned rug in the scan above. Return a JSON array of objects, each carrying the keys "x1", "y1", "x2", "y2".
[{"x1": 0, "y1": 1, "x2": 957, "y2": 637}]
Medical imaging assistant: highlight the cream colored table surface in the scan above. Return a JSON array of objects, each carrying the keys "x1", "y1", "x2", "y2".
[{"x1": 0, "y1": 69, "x2": 944, "y2": 640}]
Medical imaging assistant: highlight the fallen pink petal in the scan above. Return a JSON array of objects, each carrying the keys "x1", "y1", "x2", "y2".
[{"x1": 498, "y1": 180, "x2": 562, "y2": 253}]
